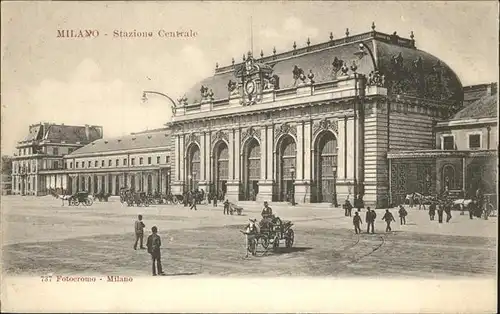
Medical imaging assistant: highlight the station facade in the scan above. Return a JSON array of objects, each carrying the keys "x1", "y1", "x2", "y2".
[{"x1": 169, "y1": 27, "x2": 467, "y2": 208}]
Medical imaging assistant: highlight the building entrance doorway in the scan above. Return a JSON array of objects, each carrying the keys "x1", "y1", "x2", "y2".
[
  {"x1": 315, "y1": 131, "x2": 338, "y2": 203},
  {"x1": 276, "y1": 135, "x2": 296, "y2": 202},
  {"x1": 243, "y1": 138, "x2": 260, "y2": 200},
  {"x1": 213, "y1": 141, "x2": 229, "y2": 199}
]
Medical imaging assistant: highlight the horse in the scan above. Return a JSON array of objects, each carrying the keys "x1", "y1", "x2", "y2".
[
  {"x1": 55, "y1": 193, "x2": 73, "y2": 206},
  {"x1": 241, "y1": 219, "x2": 260, "y2": 257}
]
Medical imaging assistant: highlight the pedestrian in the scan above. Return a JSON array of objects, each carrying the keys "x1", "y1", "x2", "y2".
[
  {"x1": 409, "y1": 192, "x2": 415, "y2": 208},
  {"x1": 343, "y1": 198, "x2": 352, "y2": 217},
  {"x1": 354, "y1": 194, "x2": 364, "y2": 212},
  {"x1": 429, "y1": 202, "x2": 436, "y2": 221},
  {"x1": 213, "y1": 193, "x2": 218, "y2": 207},
  {"x1": 398, "y1": 205, "x2": 407, "y2": 225},
  {"x1": 382, "y1": 209, "x2": 396, "y2": 232},
  {"x1": 223, "y1": 199, "x2": 230, "y2": 215},
  {"x1": 353, "y1": 211, "x2": 362, "y2": 234},
  {"x1": 190, "y1": 194, "x2": 198, "y2": 211},
  {"x1": 444, "y1": 202, "x2": 452, "y2": 223},
  {"x1": 437, "y1": 204, "x2": 444, "y2": 223},
  {"x1": 134, "y1": 214, "x2": 146, "y2": 250},
  {"x1": 146, "y1": 226, "x2": 166, "y2": 276},
  {"x1": 469, "y1": 201, "x2": 475, "y2": 220},
  {"x1": 365, "y1": 207, "x2": 376, "y2": 234}
]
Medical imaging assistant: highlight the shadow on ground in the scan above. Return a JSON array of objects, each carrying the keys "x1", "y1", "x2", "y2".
[{"x1": 273, "y1": 247, "x2": 312, "y2": 255}]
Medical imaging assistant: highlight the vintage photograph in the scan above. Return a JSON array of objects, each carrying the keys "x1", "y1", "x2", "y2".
[{"x1": 1, "y1": 1, "x2": 498, "y2": 312}]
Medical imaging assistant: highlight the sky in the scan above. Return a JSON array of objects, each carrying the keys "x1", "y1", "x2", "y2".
[{"x1": 1, "y1": 1, "x2": 498, "y2": 155}]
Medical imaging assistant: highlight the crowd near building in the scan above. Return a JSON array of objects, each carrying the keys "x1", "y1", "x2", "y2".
[{"x1": 10, "y1": 25, "x2": 498, "y2": 208}]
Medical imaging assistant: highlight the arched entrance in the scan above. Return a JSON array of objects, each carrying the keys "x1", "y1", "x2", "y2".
[
  {"x1": 147, "y1": 174, "x2": 153, "y2": 194},
  {"x1": 441, "y1": 164, "x2": 456, "y2": 191},
  {"x1": 276, "y1": 135, "x2": 296, "y2": 202},
  {"x1": 186, "y1": 144, "x2": 200, "y2": 192},
  {"x1": 115, "y1": 176, "x2": 120, "y2": 195},
  {"x1": 213, "y1": 141, "x2": 229, "y2": 198},
  {"x1": 243, "y1": 138, "x2": 260, "y2": 200},
  {"x1": 315, "y1": 131, "x2": 338, "y2": 203}
]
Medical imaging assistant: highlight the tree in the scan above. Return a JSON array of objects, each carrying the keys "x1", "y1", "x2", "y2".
[{"x1": 1, "y1": 155, "x2": 13, "y2": 175}]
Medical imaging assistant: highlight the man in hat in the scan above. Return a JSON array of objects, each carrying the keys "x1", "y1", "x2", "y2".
[
  {"x1": 223, "y1": 199, "x2": 230, "y2": 215},
  {"x1": 146, "y1": 226, "x2": 166, "y2": 276},
  {"x1": 365, "y1": 207, "x2": 376, "y2": 234},
  {"x1": 398, "y1": 205, "x2": 408, "y2": 225},
  {"x1": 260, "y1": 201, "x2": 274, "y2": 229},
  {"x1": 382, "y1": 209, "x2": 396, "y2": 232},
  {"x1": 133, "y1": 214, "x2": 146, "y2": 250},
  {"x1": 243, "y1": 218, "x2": 259, "y2": 257},
  {"x1": 353, "y1": 211, "x2": 362, "y2": 234}
]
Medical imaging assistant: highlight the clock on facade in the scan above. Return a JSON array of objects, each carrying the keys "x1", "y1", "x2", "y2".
[{"x1": 245, "y1": 80, "x2": 256, "y2": 95}]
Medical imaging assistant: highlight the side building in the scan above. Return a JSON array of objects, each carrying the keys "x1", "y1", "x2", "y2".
[
  {"x1": 62, "y1": 128, "x2": 173, "y2": 195},
  {"x1": 388, "y1": 82, "x2": 497, "y2": 204},
  {"x1": 11, "y1": 123, "x2": 103, "y2": 195}
]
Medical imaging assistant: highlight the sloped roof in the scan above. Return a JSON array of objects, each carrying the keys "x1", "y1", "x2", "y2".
[
  {"x1": 22, "y1": 125, "x2": 41, "y2": 142},
  {"x1": 69, "y1": 129, "x2": 172, "y2": 156},
  {"x1": 451, "y1": 94, "x2": 497, "y2": 120},
  {"x1": 183, "y1": 30, "x2": 462, "y2": 106},
  {"x1": 44, "y1": 125, "x2": 101, "y2": 143}
]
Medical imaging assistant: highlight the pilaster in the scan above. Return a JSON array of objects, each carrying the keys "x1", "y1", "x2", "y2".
[
  {"x1": 200, "y1": 132, "x2": 206, "y2": 182},
  {"x1": 296, "y1": 122, "x2": 304, "y2": 181}
]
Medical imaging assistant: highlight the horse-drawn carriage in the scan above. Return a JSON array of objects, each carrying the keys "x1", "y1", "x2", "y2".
[
  {"x1": 120, "y1": 189, "x2": 152, "y2": 207},
  {"x1": 241, "y1": 216, "x2": 295, "y2": 256},
  {"x1": 68, "y1": 191, "x2": 93, "y2": 206},
  {"x1": 93, "y1": 191, "x2": 111, "y2": 202}
]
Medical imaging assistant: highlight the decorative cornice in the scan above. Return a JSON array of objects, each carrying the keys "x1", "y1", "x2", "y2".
[
  {"x1": 241, "y1": 126, "x2": 261, "y2": 144},
  {"x1": 274, "y1": 122, "x2": 297, "y2": 140},
  {"x1": 313, "y1": 118, "x2": 338, "y2": 136},
  {"x1": 388, "y1": 149, "x2": 497, "y2": 159},
  {"x1": 211, "y1": 130, "x2": 229, "y2": 145}
]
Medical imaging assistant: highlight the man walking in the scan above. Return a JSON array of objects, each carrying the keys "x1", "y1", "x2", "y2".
[
  {"x1": 398, "y1": 205, "x2": 408, "y2": 225},
  {"x1": 437, "y1": 203, "x2": 444, "y2": 223},
  {"x1": 190, "y1": 192, "x2": 198, "y2": 211},
  {"x1": 223, "y1": 199, "x2": 230, "y2": 215},
  {"x1": 146, "y1": 226, "x2": 166, "y2": 276},
  {"x1": 133, "y1": 214, "x2": 146, "y2": 250},
  {"x1": 429, "y1": 202, "x2": 436, "y2": 221},
  {"x1": 365, "y1": 207, "x2": 376, "y2": 234},
  {"x1": 353, "y1": 211, "x2": 362, "y2": 234},
  {"x1": 444, "y1": 202, "x2": 452, "y2": 223},
  {"x1": 382, "y1": 209, "x2": 396, "y2": 232}
]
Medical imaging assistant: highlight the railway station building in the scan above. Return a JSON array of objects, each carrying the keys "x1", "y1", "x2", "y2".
[
  {"x1": 168, "y1": 27, "x2": 473, "y2": 208},
  {"x1": 11, "y1": 123, "x2": 103, "y2": 196},
  {"x1": 62, "y1": 128, "x2": 173, "y2": 195}
]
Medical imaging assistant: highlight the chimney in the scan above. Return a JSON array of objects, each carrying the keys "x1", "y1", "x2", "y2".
[{"x1": 85, "y1": 124, "x2": 90, "y2": 141}]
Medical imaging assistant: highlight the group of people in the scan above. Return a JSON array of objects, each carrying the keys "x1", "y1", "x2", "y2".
[
  {"x1": 134, "y1": 214, "x2": 166, "y2": 276},
  {"x1": 351, "y1": 203, "x2": 408, "y2": 234},
  {"x1": 342, "y1": 195, "x2": 365, "y2": 217}
]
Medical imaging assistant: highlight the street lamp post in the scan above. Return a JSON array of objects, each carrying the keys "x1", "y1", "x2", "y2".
[
  {"x1": 290, "y1": 167, "x2": 296, "y2": 206},
  {"x1": 332, "y1": 167, "x2": 338, "y2": 207},
  {"x1": 141, "y1": 91, "x2": 178, "y2": 114}
]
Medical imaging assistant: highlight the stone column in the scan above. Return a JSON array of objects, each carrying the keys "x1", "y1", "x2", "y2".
[
  {"x1": 199, "y1": 132, "x2": 206, "y2": 182},
  {"x1": 296, "y1": 121, "x2": 311, "y2": 203},
  {"x1": 337, "y1": 117, "x2": 355, "y2": 202},
  {"x1": 258, "y1": 124, "x2": 275, "y2": 202},
  {"x1": 226, "y1": 128, "x2": 240, "y2": 202},
  {"x1": 171, "y1": 135, "x2": 184, "y2": 195}
]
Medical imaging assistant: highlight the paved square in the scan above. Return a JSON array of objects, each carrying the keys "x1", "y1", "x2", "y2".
[{"x1": 1, "y1": 196, "x2": 496, "y2": 278}]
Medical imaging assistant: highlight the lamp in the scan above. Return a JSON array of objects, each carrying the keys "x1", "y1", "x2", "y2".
[{"x1": 290, "y1": 167, "x2": 296, "y2": 206}]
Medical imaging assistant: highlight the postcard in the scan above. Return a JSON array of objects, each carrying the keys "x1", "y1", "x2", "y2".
[{"x1": 1, "y1": 1, "x2": 497, "y2": 312}]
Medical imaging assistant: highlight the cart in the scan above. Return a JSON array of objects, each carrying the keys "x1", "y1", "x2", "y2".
[{"x1": 69, "y1": 191, "x2": 93, "y2": 206}]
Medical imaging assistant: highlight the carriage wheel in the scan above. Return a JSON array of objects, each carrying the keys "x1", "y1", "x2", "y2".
[
  {"x1": 237, "y1": 209, "x2": 242, "y2": 215},
  {"x1": 145, "y1": 201, "x2": 150, "y2": 207},
  {"x1": 285, "y1": 229, "x2": 294, "y2": 248},
  {"x1": 173, "y1": 198, "x2": 178, "y2": 205},
  {"x1": 86, "y1": 198, "x2": 93, "y2": 206}
]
